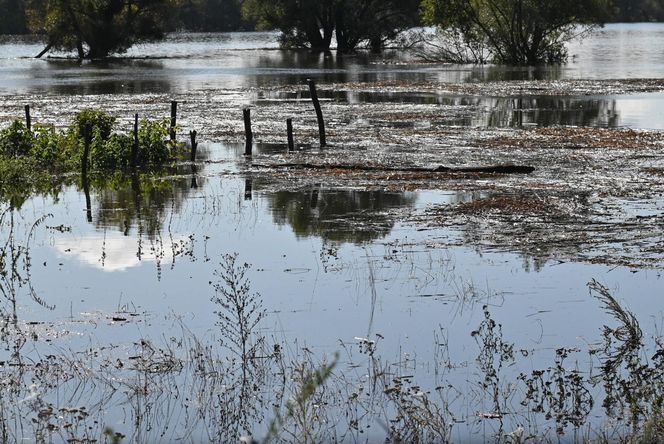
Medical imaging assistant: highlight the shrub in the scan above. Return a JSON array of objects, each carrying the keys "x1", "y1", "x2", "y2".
[
  {"x1": 90, "y1": 131, "x2": 133, "y2": 171},
  {"x1": 0, "y1": 121, "x2": 34, "y2": 158},
  {"x1": 137, "y1": 118, "x2": 172, "y2": 168},
  {"x1": 31, "y1": 125, "x2": 67, "y2": 169},
  {"x1": 72, "y1": 109, "x2": 116, "y2": 142}
]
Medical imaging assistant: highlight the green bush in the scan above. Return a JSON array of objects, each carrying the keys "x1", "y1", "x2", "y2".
[
  {"x1": 31, "y1": 125, "x2": 67, "y2": 169},
  {"x1": 0, "y1": 109, "x2": 182, "y2": 175},
  {"x1": 137, "y1": 118, "x2": 172, "y2": 168},
  {"x1": 91, "y1": 132, "x2": 133, "y2": 170},
  {"x1": 72, "y1": 108, "x2": 116, "y2": 142},
  {"x1": 0, "y1": 120, "x2": 34, "y2": 158}
]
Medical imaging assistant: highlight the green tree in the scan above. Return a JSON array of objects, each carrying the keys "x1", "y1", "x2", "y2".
[
  {"x1": 26, "y1": 0, "x2": 174, "y2": 59},
  {"x1": 242, "y1": 0, "x2": 336, "y2": 50},
  {"x1": 422, "y1": 0, "x2": 611, "y2": 65},
  {"x1": 242, "y1": 0, "x2": 419, "y2": 52},
  {"x1": 335, "y1": 0, "x2": 420, "y2": 52}
]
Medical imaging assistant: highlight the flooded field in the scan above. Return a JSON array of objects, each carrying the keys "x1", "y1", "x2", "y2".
[{"x1": 1, "y1": 24, "x2": 664, "y2": 443}]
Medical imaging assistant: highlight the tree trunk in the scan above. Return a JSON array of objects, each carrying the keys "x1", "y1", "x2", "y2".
[
  {"x1": 35, "y1": 43, "x2": 53, "y2": 58},
  {"x1": 77, "y1": 40, "x2": 85, "y2": 60}
]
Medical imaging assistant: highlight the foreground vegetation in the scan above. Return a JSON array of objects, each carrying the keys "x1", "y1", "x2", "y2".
[{"x1": 1, "y1": 217, "x2": 663, "y2": 442}]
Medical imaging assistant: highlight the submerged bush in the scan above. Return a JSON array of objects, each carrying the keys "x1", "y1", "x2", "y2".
[
  {"x1": 0, "y1": 109, "x2": 185, "y2": 206},
  {"x1": 73, "y1": 108, "x2": 116, "y2": 141},
  {"x1": 0, "y1": 121, "x2": 34, "y2": 158},
  {"x1": 0, "y1": 109, "x2": 182, "y2": 173}
]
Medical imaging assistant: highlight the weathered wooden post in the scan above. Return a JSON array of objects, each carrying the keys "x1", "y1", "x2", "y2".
[
  {"x1": 189, "y1": 131, "x2": 198, "y2": 188},
  {"x1": 287, "y1": 118, "x2": 294, "y2": 152},
  {"x1": 24, "y1": 105, "x2": 31, "y2": 131},
  {"x1": 81, "y1": 124, "x2": 91, "y2": 178},
  {"x1": 243, "y1": 108, "x2": 253, "y2": 156},
  {"x1": 190, "y1": 130, "x2": 198, "y2": 161},
  {"x1": 307, "y1": 79, "x2": 326, "y2": 147},
  {"x1": 170, "y1": 100, "x2": 177, "y2": 142},
  {"x1": 131, "y1": 113, "x2": 139, "y2": 169},
  {"x1": 244, "y1": 178, "x2": 252, "y2": 200}
]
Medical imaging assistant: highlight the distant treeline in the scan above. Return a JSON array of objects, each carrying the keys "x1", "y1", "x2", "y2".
[
  {"x1": 0, "y1": 0, "x2": 252, "y2": 35},
  {"x1": 1, "y1": 0, "x2": 663, "y2": 36}
]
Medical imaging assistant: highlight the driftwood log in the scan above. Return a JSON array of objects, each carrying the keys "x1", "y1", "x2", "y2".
[{"x1": 253, "y1": 163, "x2": 535, "y2": 175}]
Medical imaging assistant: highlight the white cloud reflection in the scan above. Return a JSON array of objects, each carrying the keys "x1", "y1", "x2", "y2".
[{"x1": 52, "y1": 231, "x2": 182, "y2": 272}]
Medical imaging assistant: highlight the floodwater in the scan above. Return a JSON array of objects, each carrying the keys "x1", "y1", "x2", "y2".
[{"x1": 1, "y1": 24, "x2": 664, "y2": 443}]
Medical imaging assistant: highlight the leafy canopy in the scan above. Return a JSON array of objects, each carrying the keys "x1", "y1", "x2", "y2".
[
  {"x1": 242, "y1": 0, "x2": 420, "y2": 52},
  {"x1": 422, "y1": 0, "x2": 611, "y2": 65},
  {"x1": 26, "y1": 0, "x2": 175, "y2": 58}
]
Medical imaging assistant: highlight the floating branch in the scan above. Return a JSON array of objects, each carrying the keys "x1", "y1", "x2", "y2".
[{"x1": 254, "y1": 163, "x2": 535, "y2": 175}]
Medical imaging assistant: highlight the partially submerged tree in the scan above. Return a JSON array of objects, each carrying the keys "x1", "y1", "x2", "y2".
[
  {"x1": 26, "y1": 0, "x2": 174, "y2": 59},
  {"x1": 334, "y1": 0, "x2": 420, "y2": 53},
  {"x1": 422, "y1": 0, "x2": 611, "y2": 65},
  {"x1": 242, "y1": 0, "x2": 420, "y2": 52}
]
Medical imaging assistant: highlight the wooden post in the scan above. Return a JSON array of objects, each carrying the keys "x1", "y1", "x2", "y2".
[
  {"x1": 307, "y1": 79, "x2": 326, "y2": 147},
  {"x1": 287, "y1": 118, "x2": 294, "y2": 152},
  {"x1": 189, "y1": 130, "x2": 198, "y2": 161},
  {"x1": 170, "y1": 100, "x2": 177, "y2": 142},
  {"x1": 24, "y1": 105, "x2": 31, "y2": 131},
  {"x1": 243, "y1": 108, "x2": 253, "y2": 156},
  {"x1": 132, "y1": 113, "x2": 139, "y2": 169},
  {"x1": 81, "y1": 124, "x2": 91, "y2": 178},
  {"x1": 244, "y1": 178, "x2": 252, "y2": 200}
]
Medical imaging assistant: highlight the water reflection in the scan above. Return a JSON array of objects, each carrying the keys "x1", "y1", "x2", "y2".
[
  {"x1": 91, "y1": 171, "x2": 197, "y2": 237},
  {"x1": 34, "y1": 59, "x2": 173, "y2": 95},
  {"x1": 4, "y1": 24, "x2": 664, "y2": 95},
  {"x1": 265, "y1": 187, "x2": 417, "y2": 244},
  {"x1": 259, "y1": 90, "x2": 621, "y2": 128}
]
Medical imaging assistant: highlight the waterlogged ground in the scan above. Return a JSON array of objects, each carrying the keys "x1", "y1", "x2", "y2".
[{"x1": 1, "y1": 25, "x2": 664, "y2": 443}]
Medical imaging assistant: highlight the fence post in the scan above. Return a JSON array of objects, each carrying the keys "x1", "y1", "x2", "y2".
[
  {"x1": 307, "y1": 79, "x2": 326, "y2": 147},
  {"x1": 190, "y1": 130, "x2": 198, "y2": 161},
  {"x1": 132, "y1": 113, "x2": 139, "y2": 169},
  {"x1": 24, "y1": 105, "x2": 31, "y2": 131},
  {"x1": 170, "y1": 100, "x2": 177, "y2": 142},
  {"x1": 287, "y1": 118, "x2": 294, "y2": 152},
  {"x1": 243, "y1": 108, "x2": 253, "y2": 156}
]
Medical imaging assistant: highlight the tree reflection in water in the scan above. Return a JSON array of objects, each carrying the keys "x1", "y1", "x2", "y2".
[{"x1": 266, "y1": 187, "x2": 418, "y2": 244}]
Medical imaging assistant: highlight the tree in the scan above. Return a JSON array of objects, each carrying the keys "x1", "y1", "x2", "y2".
[
  {"x1": 422, "y1": 0, "x2": 611, "y2": 65},
  {"x1": 26, "y1": 0, "x2": 174, "y2": 59},
  {"x1": 242, "y1": 0, "x2": 420, "y2": 52},
  {"x1": 335, "y1": 0, "x2": 420, "y2": 53},
  {"x1": 242, "y1": 0, "x2": 335, "y2": 50}
]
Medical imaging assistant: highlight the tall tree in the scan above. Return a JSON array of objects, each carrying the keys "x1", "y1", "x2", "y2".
[
  {"x1": 26, "y1": 0, "x2": 174, "y2": 59},
  {"x1": 422, "y1": 0, "x2": 611, "y2": 65},
  {"x1": 242, "y1": 0, "x2": 420, "y2": 52},
  {"x1": 242, "y1": 0, "x2": 336, "y2": 50},
  {"x1": 335, "y1": 0, "x2": 420, "y2": 52}
]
